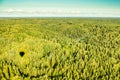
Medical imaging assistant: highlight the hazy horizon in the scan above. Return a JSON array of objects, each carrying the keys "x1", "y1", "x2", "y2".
[{"x1": 0, "y1": 0, "x2": 120, "y2": 17}]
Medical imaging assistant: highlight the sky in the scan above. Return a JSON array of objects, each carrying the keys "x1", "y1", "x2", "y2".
[{"x1": 0, "y1": 0, "x2": 120, "y2": 17}]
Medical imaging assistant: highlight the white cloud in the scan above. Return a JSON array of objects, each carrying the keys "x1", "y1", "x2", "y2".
[
  {"x1": 1, "y1": 8, "x2": 120, "y2": 17},
  {"x1": 4, "y1": 8, "x2": 23, "y2": 13}
]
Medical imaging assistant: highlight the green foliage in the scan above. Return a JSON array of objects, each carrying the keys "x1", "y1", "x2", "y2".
[{"x1": 0, "y1": 18, "x2": 120, "y2": 80}]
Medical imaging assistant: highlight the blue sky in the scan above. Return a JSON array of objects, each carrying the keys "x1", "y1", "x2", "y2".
[{"x1": 0, "y1": 0, "x2": 120, "y2": 17}]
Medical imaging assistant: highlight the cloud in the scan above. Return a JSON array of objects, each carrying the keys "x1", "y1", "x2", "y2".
[
  {"x1": 4, "y1": 8, "x2": 23, "y2": 13},
  {"x1": 2, "y1": 8, "x2": 120, "y2": 17}
]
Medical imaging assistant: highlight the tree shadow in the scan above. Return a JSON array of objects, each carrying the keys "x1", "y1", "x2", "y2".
[{"x1": 19, "y1": 51, "x2": 25, "y2": 57}]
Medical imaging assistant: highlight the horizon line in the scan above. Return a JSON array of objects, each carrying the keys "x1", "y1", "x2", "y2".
[{"x1": 0, "y1": 16, "x2": 120, "y2": 18}]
